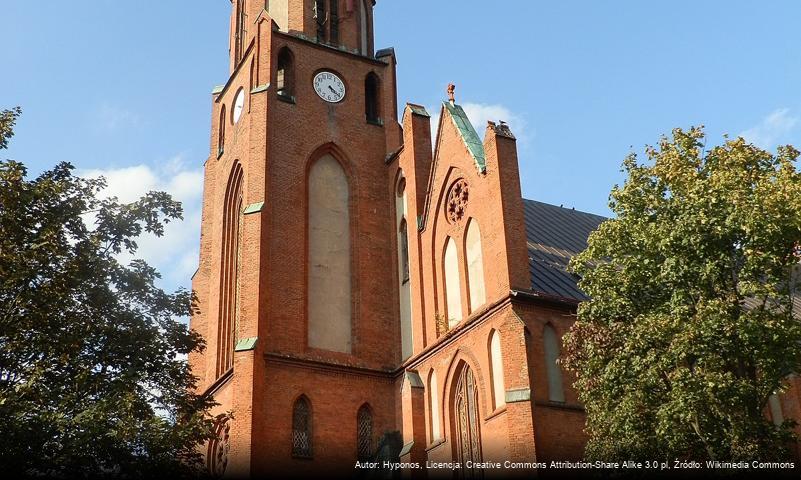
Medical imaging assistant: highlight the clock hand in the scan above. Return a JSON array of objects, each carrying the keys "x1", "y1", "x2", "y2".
[{"x1": 328, "y1": 85, "x2": 339, "y2": 96}]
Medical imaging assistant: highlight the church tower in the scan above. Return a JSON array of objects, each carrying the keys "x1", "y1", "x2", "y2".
[
  {"x1": 191, "y1": 3, "x2": 801, "y2": 477},
  {"x1": 190, "y1": 0, "x2": 402, "y2": 476}
]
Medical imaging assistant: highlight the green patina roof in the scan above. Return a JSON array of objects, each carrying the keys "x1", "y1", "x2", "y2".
[
  {"x1": 399, "y1": 442, "x2": 415, "y2": 457},
  {"x1": 250, "y1": 83, "x2": 270, "y2": 94},
  {"x1": 505, "y1": 387, "x2": 531, "y2": 404},
  {"x1": 243, "y1": 201, "x2": 264, "y2": 215},
  {"x1": 234, "y1": 337, "x2": 258, "y2": 352},
  {"x1": 443, "y1": 101, "x2": 486, "y2": 173},
  {"x1": 407, "y1": 104, "x2": 430, "y2": 118}
]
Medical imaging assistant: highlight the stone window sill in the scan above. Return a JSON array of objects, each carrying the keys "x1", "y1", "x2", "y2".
[
  {"x1": 277, "y1": 93, "x2": 296, "y2": 104},
  {"x1": 485, "y1": 405, "x2": 508, "y2": 422},
  {"x1": 426, "y1": 438, "x2": 446, "y2": 452}
]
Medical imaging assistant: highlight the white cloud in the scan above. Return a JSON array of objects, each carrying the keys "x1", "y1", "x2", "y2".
[
  {"x1": 93, "y1": 103, "x2": 142, "y2": 132},
  {"x1": 80, "y1": 156, "x2": 203, "y2": 291},
  {"x1": 740, "y1": 108, "x2": 799, "y2": 150},
  {"x1": 462, "y1": 103, "x2": 526, "y2": 139},
  {"x1": 429, "y1": 102, "x2": 528, "y2": 149}
]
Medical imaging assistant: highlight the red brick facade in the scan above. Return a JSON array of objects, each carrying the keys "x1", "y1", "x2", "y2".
[{"x1": 189, "y1": 1, "x2": 801, "y2": 478}]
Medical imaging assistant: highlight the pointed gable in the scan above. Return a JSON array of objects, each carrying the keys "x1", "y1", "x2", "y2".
[
  {"x1": 440, "y1": 101, "x2": 486, "y2": 174},
  {"x1": 417, "y1": 100, "x2": 490, "y2": 232}
]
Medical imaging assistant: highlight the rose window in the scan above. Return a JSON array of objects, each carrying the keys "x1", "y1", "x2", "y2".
[{"x1": 446, "y1": 179, "x2": 469, "y2": 223}]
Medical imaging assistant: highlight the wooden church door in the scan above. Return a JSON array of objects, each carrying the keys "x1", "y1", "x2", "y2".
[{"x1": 454, "y1": 365, "x2": 482, "y2": 478}]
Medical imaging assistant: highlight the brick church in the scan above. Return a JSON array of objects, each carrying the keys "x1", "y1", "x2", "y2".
[{"x1": 189, "y1": 1, "x2": 800, "y2": 478}]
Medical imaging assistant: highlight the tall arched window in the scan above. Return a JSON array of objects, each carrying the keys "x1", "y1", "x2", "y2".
[
  {"x1": 396, "y1": 175, "x2": 413, "y2": 360},
  {"x1": 249, "y1": 58, "x2": 256, "y2": 92},
  {"x1": 358, "y1": 0, "x2": 372, "y2": 55},
  {"x1": 218, "y1": 106, "x2": 226, "y2": 158},
  {"x1": 365, "y1": 73, "x2": 380, "y2": 124},
  {"x1": 399, "y1": 219, "x2": 409, "y2": 284},
  {"x1": 276, "y1": 47, "x2": 295, "y2": 99},
  {"x1": 489, "y1": 330, "x2": 505, "y2": 409},
  {"x1": 466, "y1": 219, "x2": 486, "y2": 312},
  {"x1": 292, "y1": 396, "x2": 313, "y2": 458},
  {"x1": 428, "y1": 370, "x2": 441, "y2": 441},
  {"x1": 769, "y1": 394, "x2": 784, "y2": 426},
  {"x1": 444, "y1": 237, "x2": 462, "y2": 328},
  {"x1": 544, "y1": 324, "x2": 565, "y2": 402},
  {"x1": 357, "y1": 404, "x2": 373, "y2": 460},
  {"x1": 216, "y1": 163, "x2": 243, "y2": 377},
  {"x1": 308, "y1": 154, "x2": 352, "y2": 353},
  {"x1": 329, "y1": 0, "x2": 339, "y2": 45},
  {"x1": 232, "y1": 88, "x2": 245, "y2": 124},
  {"x1": 267, "y1": 0, "x2": 289, "y2": 30},
  {"x1": 234, "y1": 0, "x2": 247, "y2": 63},
  {"x1": 314, "y1": 0, "x2": 327, "y2": 43}
]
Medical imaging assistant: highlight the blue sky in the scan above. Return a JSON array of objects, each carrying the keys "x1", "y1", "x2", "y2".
[{"x1": 3, "y1": 1, "x2": 801, "y2": 293}]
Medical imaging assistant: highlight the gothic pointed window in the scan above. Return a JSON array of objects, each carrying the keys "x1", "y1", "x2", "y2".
[
  {"x1": 234, "y1": 0, "x2": 247, "y2": 63},
  {"x1": 444, "y1": 237, "x2": 462, "y2": 328},
  {"x1": 249, "y1": 58, "x2": 256, "y2": 92},
  {"x1": 216, "y1": 163, "x2": 243, "y2": 377},
  {"x1": 276, "y1": 47, "x2": 295, "y2": 100},
  {"x1": 356, "y1": 404, "x2": 373, "y2": 460},
  {"x1": 365, "y1": 73, "x2": 380, "y2": 124},
  {"x1": 292, "y1": 396, "x2": 313, "y2": 458},
  {"x1": 428, "y1": 370, "x2": 441, "y2": 441},
  {"x1": 307, "y1": 154, "x2": 352, "y2": 353},
  {"x1": 358, "y1": 0, "x2": 372, "y2": 56},
  {"x1": 266, "y1": 0, "x2": 289, "y2": 30},
  {"x1": 465, "y1": 219, "x2": 486, "y2": 312},
  {"x1": 489, "y1": 330, "x2": 505, "y2": 409},
  {"x1": 399, "y1": 219, "x2": 409, "y2": 284},
  {"x1": 329, "y1": 0, "x2": 339, "y2": 45},
  {"x1": 396, "y1": 176, "x2": 413, "y2": 360},
  {"x1": 769, "y1": 394, "x2": 784, "y2": 426},
  {"x1": 544, "y1": 324, "x2": 565, "y2": 403},
  {"x1": 218, "y1": 106, "x2": 226, "y2": 158},
  {"x1": 314, "y1": 0, "x2": 327, "y2": 43}
]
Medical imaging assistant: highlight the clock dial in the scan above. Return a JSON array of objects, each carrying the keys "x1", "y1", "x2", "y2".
[
  {"x1": 313, "y1": 72, "x2": 346, "y2": 103},
  {"x1": 232, "y1": 88, "x2": 245, "y2": 123}
]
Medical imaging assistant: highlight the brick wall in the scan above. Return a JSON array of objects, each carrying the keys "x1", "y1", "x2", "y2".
[
  {"x1": 191, "y1": 6, "x2": 405, "y2": 475},
  {"x1": 190, "y1": 2, "x2": 799, "y2": 476}
]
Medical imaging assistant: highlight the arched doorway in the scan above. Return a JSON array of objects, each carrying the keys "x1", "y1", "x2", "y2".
[{"x1": 452, "y1": 363, "x2": 482, "y2": 478}]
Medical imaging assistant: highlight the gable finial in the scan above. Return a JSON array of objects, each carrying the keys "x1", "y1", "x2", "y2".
[{"x1": 447, "y1": 83, "x2": 456, "y2": 104}]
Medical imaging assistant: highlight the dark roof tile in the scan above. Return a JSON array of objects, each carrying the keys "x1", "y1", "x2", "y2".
[{"x1": 523, "y1": 199, "x2": 607, "y2": 301}]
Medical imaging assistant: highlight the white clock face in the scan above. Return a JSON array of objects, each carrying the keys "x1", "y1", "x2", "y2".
[
  {"x1": 313, "y1": 72, "x2": 346, "y2": 103},
  {"x1": 232, "y1": 88, "x2": 245, "y2": 123}
]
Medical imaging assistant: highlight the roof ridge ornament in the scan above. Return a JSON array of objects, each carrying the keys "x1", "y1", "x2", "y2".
[{"x1": 447, "y1": 83, "x2": 456, "y2": 105}]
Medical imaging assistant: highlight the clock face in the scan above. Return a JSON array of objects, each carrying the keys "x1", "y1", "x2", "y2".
[
  {"x1": 232, "y1": 88, "x2": 245, "y2": 123},
  {"x1": 313, "y1": 72, "x2": 346, "y2": 103}
]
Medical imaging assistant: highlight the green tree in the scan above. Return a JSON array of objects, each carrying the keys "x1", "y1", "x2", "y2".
[
  {"x1": 0, "y1": 107, "x2": 218, "y2": 477},
  {"x1": 565, "y1": 127, "x2": 801, "y2": 462}
]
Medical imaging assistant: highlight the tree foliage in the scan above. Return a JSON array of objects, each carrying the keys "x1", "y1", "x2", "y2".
[
  {"x1": 565, "y1": 127, "x2": 801, "y2": 462},
  {"x1": 0, "y1": 107, "x2": 218, "y2": 477},
  {"x1": 0, "y1": 106, "x2": 21, "y2": 150}
]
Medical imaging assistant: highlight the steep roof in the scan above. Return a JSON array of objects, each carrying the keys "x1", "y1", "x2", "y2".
[
  {"x1": 441, "y1": 101, "x2": 486, "y2": 173},
  {"x1": 523, "y1": 199, "x2": 607, "y2": 302},
  {"x1": 522, "y1": 199, "x2": 801, "y2": 322}
]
